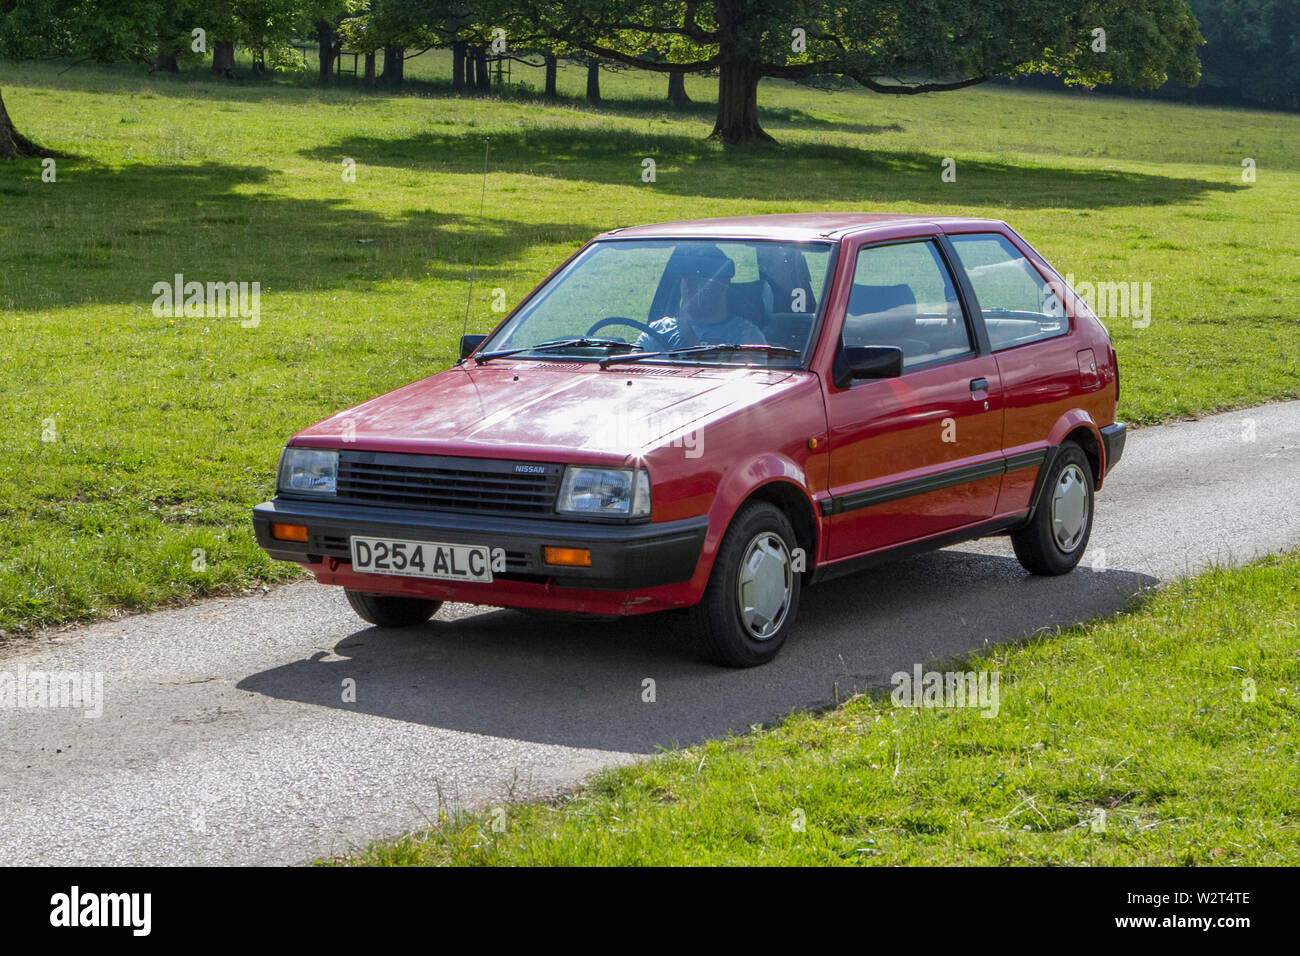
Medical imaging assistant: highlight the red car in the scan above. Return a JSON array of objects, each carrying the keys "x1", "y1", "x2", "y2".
[{"x1": 253, "y1": 214, "x2": 1124, "y2": 667}]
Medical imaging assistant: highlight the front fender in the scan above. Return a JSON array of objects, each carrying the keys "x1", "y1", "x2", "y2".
[{"x1": 686, "y1": 453, "x2": 816, "y2": 590}]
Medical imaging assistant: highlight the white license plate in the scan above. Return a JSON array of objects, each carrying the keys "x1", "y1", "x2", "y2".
[{"x1": 349, "y1": 536, "x2": 493, "y2": 583}]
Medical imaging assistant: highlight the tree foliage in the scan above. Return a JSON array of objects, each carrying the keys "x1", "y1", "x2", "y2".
[
  {"x1": 488, "y1": 0, "x2": 1203, "y2": 140},
  {"x1": 1189, "y1": 0, "x2": 1299, "y2": 109}
]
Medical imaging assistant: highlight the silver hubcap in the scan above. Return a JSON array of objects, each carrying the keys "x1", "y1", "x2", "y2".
[
  {"x1": 736, "y1": 532, "x2": 793, "y2": 640},
  {"x1": 1051, "y1": 463, "x2": 1089, "y2": 552}
]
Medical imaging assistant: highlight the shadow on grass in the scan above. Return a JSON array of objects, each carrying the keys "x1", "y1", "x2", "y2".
[
  {"x1": 370, "y1": 74, "x2": 907, "y2": 137},
  {"x1": 0, "y1": 158, "x2": 602, "y2": 312},
  {"x1": 301, "y1": 125, "x2": 1247, "y2": 208}
]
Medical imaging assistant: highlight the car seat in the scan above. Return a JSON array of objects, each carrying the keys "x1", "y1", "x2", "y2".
[{"x1": 843, "y1": 283, "x2": 930, "y2": 362}]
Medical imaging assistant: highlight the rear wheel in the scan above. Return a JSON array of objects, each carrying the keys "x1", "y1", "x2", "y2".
[
  {"x1": 1011, "y1": 443, "x2": 1094, "y2": 575},
  {"x1": 344, "y1": 590, "x2": 442, "y2": 627},
  {"x1": 690, "y1": 502, "x2": 801, "y2": 667}
]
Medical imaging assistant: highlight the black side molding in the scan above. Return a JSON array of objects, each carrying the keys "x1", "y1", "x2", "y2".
[{"x1": 819, "y1": 449, "x2": 1046, "y2": 517}]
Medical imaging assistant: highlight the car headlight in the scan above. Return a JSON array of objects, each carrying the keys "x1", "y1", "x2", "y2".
[
  {"x1": 557, "y1": 466, "x2": 650, "y2": 518},
  {"x1": 277, "y1": 447, "x2": 338, "y2": 495}
]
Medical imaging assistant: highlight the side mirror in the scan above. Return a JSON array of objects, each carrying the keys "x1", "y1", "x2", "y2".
[
  {"x1": 833, "y1": 345, "x2": 903, "y2": 388},
  {"x1": 459, "y1": 334, "x2": 487, "y2": 360}
]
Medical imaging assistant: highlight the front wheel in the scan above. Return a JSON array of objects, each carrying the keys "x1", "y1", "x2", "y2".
[
  {"x1": 1011, "y1": 443, "x2": 1095, "y2": 575},
  {"x1": 690, "y1": 502, "x2": 802, "y2": 667},
  {"x1": 344, "y1": 590, "x2": 442, "y2": 627}
]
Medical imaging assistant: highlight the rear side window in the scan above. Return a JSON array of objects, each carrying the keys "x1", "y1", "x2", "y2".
[{"x1": 948, "y1": 233, "x2": 1067, "y2": 351}]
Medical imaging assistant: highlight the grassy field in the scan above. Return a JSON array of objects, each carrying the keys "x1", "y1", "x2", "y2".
[
  {"x1": 0, "y1": 52, "x2": 1298, "y2": 634},
  {"x1": 350, "y1": 550, "x2": 1300, "y2": 866}
]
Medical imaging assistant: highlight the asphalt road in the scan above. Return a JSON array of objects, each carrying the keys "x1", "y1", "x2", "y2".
[{"x1": 2, "y1": 401, "x2": 1297, "y2": 865}]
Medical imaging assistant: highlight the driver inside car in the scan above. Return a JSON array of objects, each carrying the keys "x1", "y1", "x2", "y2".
[{"x1": 635, "y1": 245, "x2": 767, "y2": 352}]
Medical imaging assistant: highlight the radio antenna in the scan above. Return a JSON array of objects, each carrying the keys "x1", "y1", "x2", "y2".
[{"x1": 460, "y1": 136, "x2": 491, "y2": 347}]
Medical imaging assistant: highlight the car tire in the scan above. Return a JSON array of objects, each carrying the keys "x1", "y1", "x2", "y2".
[
  {"x1": 344, "y1": 589, "x2": 442, "y2": 627},
  {"x1": 690, "y1": 502, "x2": 802, "y2": 668},
  {"x1": 1011, "y1": 443, "x2": 1095, "y2": 576}
]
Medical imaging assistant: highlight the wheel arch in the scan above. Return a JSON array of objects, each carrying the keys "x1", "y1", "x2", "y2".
[
  {"x1": 1045, "y1": 410, "x2": 1106, "y2": 490},
  {"x1": 739, "y1": 479, "x2": 820, "y2": 581},
  {"x1": 1062, "y1": 425, "x2": 1102, "y2": 488},
  {"x1": 1024, "y1": 428, "x2": 1102, "y2": 527}
]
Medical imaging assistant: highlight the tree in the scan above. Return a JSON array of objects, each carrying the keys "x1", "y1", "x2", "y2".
[
  {"x1": 296, "y1": 0, "x2": 362, "y2": 82},
  {"x1": 494, "y1": 0, "x2": 1204, "y2": 142},
  {"x1": 153, "y1": 0, "x2": 192, "y2": 71},
  {"x1": 316, "y1": 17, "x2": 340, "y2": 79},
  {"x1": 667, "y1": 70, "x2": 689, "y2": 104},
  {"x1": 543, "y1": 48, "x2": 557, "y2": 97},
  {"x1": 1189, "y1": 0, "x2": 1300, "y2": 109},
  {"x1": 0, "y1": 0, "x2": 164, "y2": 157},
  {"x1": 380, "y1": 44, "x2": 403, "y2": 82},
  {"x1": 174, "y1": 0, "x2": 314, "y2": 79},
  {"x1": 340, "y1": 0, "x2": 499, "y2": 89}
]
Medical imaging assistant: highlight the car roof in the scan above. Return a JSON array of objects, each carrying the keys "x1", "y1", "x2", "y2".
[{"x1": 596, "y1": 213, "x2": 1007, "y2": 243}]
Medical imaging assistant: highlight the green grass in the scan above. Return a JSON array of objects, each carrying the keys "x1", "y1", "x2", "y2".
[
  {"x1": 348, "y1": 551, "x2": 1300, "y2": 866},
  {"x1": 0, "y1": 53, "x2": 1298, "y2": 634}
]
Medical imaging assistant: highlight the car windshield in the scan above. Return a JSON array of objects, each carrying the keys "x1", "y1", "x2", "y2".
[{"x1": 479, "y1": 238, "x2": 836, "y2": 366}]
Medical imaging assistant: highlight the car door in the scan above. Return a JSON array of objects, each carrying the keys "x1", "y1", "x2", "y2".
[{"x1": 822, "y1": 236, "x2": 1005, "y2": 560}]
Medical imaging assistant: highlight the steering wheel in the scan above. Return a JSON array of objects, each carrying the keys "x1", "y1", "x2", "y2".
[{"x1": 585, "y1": 316, "x2": 672, "y2": 351}]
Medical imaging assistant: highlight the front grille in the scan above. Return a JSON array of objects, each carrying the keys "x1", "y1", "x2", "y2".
[
  {"x1": 313, "y1": 534, "x2": 351, "y2": 556},
  {"x1": 335, "y1": 451, "x2": 562, "y2": 517}
]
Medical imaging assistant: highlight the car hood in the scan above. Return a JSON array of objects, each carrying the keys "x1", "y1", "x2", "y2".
[{"x1": 292, "y1": 360, "x2": 803, "y2": 460}]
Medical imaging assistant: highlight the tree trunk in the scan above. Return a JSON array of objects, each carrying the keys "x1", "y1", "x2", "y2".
[
  {"x1": 316, "y1": 21, "x2": 336, "y2": 83},
  {"x1": 452, "y1": 42, "x2": 466, "y2": 89},
  {"x1": 474, "y1": 48, "x2": 491, "y2": 91},
  {"x1": 544, "y1": 52, "x2": 557, "y2": 99},
  {"x1": 381, "y1": 45, "x2": 404, "y2": 85},
  {"x1": 711, "y1": 57, "x2": 771, "y2": 143},
  {"x1": 586, "y1": 60, "x2": 601, "y2": 102},
  {"x1": 0, "y1": 86, "x2": 55, "y2": 159},
  {"x1": 155, "y1": 45, "x2": 179, "y2": 72},
  {"x1": 210, "y1": 40, "x2": 236, "y2": 78},
  {"x1": 364, "y1": 52, "x2": 376, "y2": 84},
  {"x1": 668, "y1": 71, "x2": 690, "y2": 104}
]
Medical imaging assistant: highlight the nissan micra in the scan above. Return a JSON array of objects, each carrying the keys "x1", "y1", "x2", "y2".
[{"x1": 254, "y1": 214, "x2": 1125, "y2": 667}]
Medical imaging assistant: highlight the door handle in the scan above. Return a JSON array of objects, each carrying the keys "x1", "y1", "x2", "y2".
[{"x1": 970, "y1": 377, "x2": 989, "y2": 393}]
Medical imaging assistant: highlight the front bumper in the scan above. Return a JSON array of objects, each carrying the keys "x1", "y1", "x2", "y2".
[
  {"x1": 252, "y1": 498, "x2": 708, "y2": 592},
  {"x1": 1100, "y1": 422, "x2": 1126, "y2": 476}
]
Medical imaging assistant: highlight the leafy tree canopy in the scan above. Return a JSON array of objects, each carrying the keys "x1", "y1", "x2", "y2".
[{"x1": 489, "y1": 0, "x2": 1203, "y2": 140}]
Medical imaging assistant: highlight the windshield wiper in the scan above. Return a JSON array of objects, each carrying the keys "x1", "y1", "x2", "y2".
[
  {"x1": 475, "y1": 337, "x2": 637, "y2": 364},
  {"x1": 599, "y1": 343, "x2": 802, "y2": 369}
]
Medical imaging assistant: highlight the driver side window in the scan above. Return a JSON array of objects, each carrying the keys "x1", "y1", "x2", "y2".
[{"x1": 843, "y1": 241, "x2": 973, "y2": 370}]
